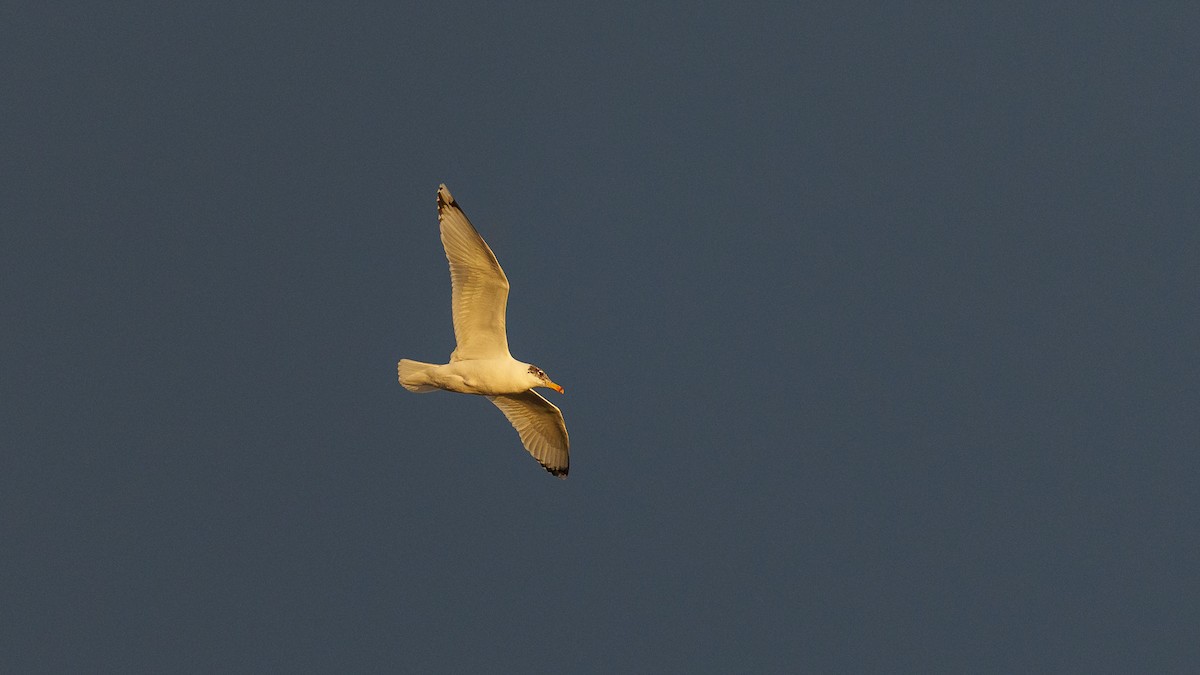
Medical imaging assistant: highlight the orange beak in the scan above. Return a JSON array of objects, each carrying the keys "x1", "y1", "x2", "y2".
[{"x1": 547, "y1": 381, "x2": 565, "y2": 394}]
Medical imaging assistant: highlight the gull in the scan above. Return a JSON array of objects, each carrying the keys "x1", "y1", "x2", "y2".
[{"x1": 398, "y1": 184, "x2": 570, "y2": 478}]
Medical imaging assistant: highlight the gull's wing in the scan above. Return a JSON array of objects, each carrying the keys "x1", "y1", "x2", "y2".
[
  {"x1": 438, "y1": 184, "x2": 511, "y2": 361},
  {"x1": 487, "y1": 391, "x2": 570, "y2": 478}
]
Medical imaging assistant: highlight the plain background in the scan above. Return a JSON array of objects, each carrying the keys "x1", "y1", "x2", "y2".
[{"x1": 3, "y1": 3, "x2": 1197, "y2": 673}]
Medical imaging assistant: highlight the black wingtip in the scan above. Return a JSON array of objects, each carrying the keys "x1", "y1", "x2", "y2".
[{"x1": 436, "y1": 184, "x2": 457, "y2": 210}]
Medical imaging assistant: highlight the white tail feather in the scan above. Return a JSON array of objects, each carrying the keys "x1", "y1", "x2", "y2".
[{"x1": 398, "y1": 359, "x2": 439, "y2": 392}]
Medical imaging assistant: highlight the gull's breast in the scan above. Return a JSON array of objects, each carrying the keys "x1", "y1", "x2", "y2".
[{"x1": 435, "y1": 359, "x2": 527, "y2": 396}]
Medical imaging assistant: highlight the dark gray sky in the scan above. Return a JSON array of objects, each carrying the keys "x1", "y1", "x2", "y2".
[{"x1": 3, "y1": 3, "x2": 1198, "y2": 673}]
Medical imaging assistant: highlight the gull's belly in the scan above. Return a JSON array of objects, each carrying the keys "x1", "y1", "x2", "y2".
[{"x1": 434, "y1": 359, "x2": 527, "y2": 395}]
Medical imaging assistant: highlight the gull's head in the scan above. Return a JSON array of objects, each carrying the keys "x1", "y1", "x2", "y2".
[{"x1": 526, "y1": 364, "x2": 564, "y2": 394}]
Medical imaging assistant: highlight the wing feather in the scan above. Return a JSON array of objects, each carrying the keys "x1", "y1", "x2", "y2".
[
  {"x1": 438, "y1": 184, "x2": 511, "y2": 361},
  {"x1": 487, "y1": 391, "x2": 570, "y2": 478}
]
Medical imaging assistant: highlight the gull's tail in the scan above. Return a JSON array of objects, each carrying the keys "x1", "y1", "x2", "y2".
[{"x1": 398, "y1": 359, "x2": 439, "y2": 392}]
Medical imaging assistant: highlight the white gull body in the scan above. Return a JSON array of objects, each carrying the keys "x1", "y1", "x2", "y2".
[{"x1": 398, "y1": 184, "x2": 570, "y2": 478}]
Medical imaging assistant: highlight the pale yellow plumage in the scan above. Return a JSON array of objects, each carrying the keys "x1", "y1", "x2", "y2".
[
  {"x1": 438, "y1": 187, "x2": 512, "y2": 362},
  {"x1": 397, "y1": 185, "x2": 570, "y2": 478},
  {"x1": 488, "y1": 392, "x2": 570, "y2": 478}
]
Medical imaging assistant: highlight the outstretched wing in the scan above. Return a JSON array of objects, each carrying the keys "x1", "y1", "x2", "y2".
[
  {"x1": 487, "y1": 391, "x2": 570, "y2": 478},
  {"x1": 438, "y1": 184, "x2": 511, "y2": 361}
]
